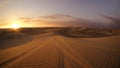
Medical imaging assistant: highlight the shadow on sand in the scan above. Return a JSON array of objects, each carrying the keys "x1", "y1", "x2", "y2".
[
  {"x1": 0, "y1": 32, "x2": 33, "y2": 50},
  {"x1": 55, "y1": 29, "x2": 115, "y2": 38}
]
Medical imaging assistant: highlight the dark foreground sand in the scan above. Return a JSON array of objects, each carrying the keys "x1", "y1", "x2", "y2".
[{"x1": 0, "y1": 28, "x2": 120, "y2": 68}]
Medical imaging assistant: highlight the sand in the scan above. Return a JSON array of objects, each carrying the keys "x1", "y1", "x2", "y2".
[{"x1": 0, "y1": 28, "x2": 120, "y2": 68}]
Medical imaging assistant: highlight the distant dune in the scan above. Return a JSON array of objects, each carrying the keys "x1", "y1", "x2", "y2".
[
  {"x1": 0, "y1": 29, "x2": 33, "y2": 50},
  {"x1": 0, "y1": 27, "x2": 120, "y2": 68}
]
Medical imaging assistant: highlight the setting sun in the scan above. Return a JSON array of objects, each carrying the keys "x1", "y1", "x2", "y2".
[{"x1": 11, "y1": 24, "x2": 21, "y2": 29}]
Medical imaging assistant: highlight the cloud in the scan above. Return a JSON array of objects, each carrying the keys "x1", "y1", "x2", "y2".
[
  {"x1": 18, "y1": 14, "x2": 100, "y2": 27},
  {"x1": 18, "y1": 14, "x2": 120, "y2": 28},
  {"x1": 39, "y1": 14, "x2": 112, "y2": 28},
  {"x1": 0, "y1": 23, "x2": 11, "y2": 28},
  {"x1": 19, "y1": 17, "x2": 33, "y2": 23},
  {"x1": 19, "y1": 17, "x2": 46, "y2": 23},
  {"x1": 40, "y1": 14, "x2": 76, "y2": 19},
  {"x1": 19, "y1": 17, "x2": 32, "y2": 20},
  {"x1": 0, "y1": 23, "x2": 8, "y2": 26},
  {"x1": 102, "y1": 15, "x2": 120, "y2": 28},
  {"x1": 39, "y1": 14, "x2": 80, "y2": 22}
]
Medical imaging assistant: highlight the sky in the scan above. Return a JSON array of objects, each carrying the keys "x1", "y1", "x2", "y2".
[{"x1": 0, "y1": 0, "x2": 120, "y2": 28}]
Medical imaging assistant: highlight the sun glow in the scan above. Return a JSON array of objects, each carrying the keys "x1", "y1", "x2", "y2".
[{"x1": 11, "y1": 24, "x2": 21, "y2": 29}]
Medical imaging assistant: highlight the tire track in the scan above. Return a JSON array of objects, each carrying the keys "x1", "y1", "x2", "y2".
[
  {"x1": 54, "y1": 39, "x2": 76, "y2": 68},
  {"x1": 1, "y1": 38, "x2": 51, "y2": 68},
  {"x1": 58, "y1": 48, "x2": 64, "y2": 68},
  {"x1": 53, "y1": 37, "x2": 92, "y2": 68}
]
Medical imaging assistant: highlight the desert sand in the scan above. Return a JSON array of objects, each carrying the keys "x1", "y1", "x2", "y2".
[{"x1": 0, "y1": 28, "x2": 120, "y2": 68}]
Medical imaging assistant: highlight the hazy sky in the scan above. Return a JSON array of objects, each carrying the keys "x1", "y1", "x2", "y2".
[{"x1": 0, "y1": 0, "x2": 120, "y2": 28}]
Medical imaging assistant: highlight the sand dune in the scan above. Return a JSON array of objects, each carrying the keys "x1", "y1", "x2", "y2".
[
  {"x1": 0, "y1": 28, "x2": 120, "y2": 68},
  {"x1": 0, "y1": 30, "x2": 32, "y2": 50}
]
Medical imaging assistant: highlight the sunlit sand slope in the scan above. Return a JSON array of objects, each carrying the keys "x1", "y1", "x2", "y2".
[{"x1": 0, "y1": 34, "x2": 120, "y2": 68}]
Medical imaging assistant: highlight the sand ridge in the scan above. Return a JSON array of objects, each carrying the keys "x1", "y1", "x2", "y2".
[{"x1": 0, "y1": 28, "x2": 120, "y2": 68}]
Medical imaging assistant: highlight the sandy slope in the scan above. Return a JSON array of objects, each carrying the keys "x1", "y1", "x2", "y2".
[{"x1": 0, "y1": 34, "x2": 120, "y2": 68}]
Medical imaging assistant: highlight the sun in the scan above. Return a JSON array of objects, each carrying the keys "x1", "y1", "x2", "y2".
[{"x1": 11, "y1": 24, "x2": 21, "y2": 29}]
